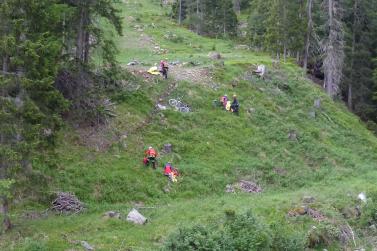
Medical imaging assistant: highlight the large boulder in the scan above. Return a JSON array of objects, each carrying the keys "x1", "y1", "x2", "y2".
[{"x1": 126, "y1": 209, "x2": 147, "y2": 225}]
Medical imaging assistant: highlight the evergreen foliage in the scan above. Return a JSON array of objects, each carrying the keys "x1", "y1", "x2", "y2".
[
  {"x1": 172, "y1": 0, "x2": 238, "y2": 37},
  {"x1": 0, "y1": 0, "x2": 122, "y2": 230},
  {"x1": 170, "y1": 0, "x2": 377, "y2": 124}
]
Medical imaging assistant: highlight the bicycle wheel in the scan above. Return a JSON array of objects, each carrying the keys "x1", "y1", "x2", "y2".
[
  {"x1": 176, "y1": 101, "x2": 185, "y2": 108},
  {"x1": 179, "y1": 106, "x2": 190, "y2": 113},
  {"x1": 169, "y1": 99, "x2": 178, "y2": 106}
]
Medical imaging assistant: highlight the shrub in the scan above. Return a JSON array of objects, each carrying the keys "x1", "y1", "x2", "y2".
[
  {"x1": 224, "y1": 211, "x2": 272, "y2": 251},
  {"x1": 22, "y1": 238, "x2": 48, "y2": 251},
  {"x1": 307, "y1": 222, "x2": 340, "y2": 248},
  {"x1": 360, "y1": 191, "x2": 377, "y2": 227},
  {"x1": 162, "y1": 225, "x2": 229, "y2": 251},
  {"x1": 270, "y1": 224, "x2": 306, "y2": 251},
  {"x1": 162, "y1": 210, "x2": 306, "y2": 251}
]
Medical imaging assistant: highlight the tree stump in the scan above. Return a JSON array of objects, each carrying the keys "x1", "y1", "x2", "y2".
[
  {"x1": 164, "y1": 144, "x2": 172, "y2": 153},
  {"x1": 288, "y1": 130, "x2": 298, "y2": 141},
  {"x1": 208, "y1": 52, "x2": 222, "y2": 60}
]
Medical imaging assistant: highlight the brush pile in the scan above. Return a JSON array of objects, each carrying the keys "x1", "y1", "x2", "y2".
[
  {"x1": 226, "y1": 180, "x2": 263, "y2": 194},
  {"x1": 51, "y1": 192, "x2": 84, "y2": 214}
]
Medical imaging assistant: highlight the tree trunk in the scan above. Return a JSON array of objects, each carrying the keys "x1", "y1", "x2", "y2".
[
  {"x1": 76, "y1": 6, "x2": 90, "y2": 63},
  {"x1": 0, "y1": 159, "x2": 11, "y2": 232},
  {"x1": 76, "y1": 7, "x2": 85, "y2": 61},
  {"x1": 323, "y1": 0, "x2": 344, "y2": 98},
  {"x1": 0, "y1": 196, "x2": 11, "y2": 232},
  {"x1": 348, "y1": 84, "x2": 352, "y2": 110},
  {"x1": 233, "y1": 0, "x2": 241, "y2": 15},
  {"x1": 223, "y1": 7, "x2": 226, "y2": 37},
  {"x1": 178, "y1": 0, "x2": 182, "y2": 25},
  {"x1": 83, "y1": 27, "x2": 90, "y2": 64},
  {"x1": 348, "y1": 0, "x2": 358, "y2": 110},
  {"x1": 283, "y1": 44, "x2": 287, "y2": 63},
  {"x1": 196, "y1": 0, "x2": 200, "y2": 34},
  {"x1": 303, "y1": 0, "x2": 313, "y2": 71},
  {"x1": 2, "y1": 55, "x2": 9, "y2": 73},
  {"x1": 325, "y1": 0, "x2": 334, "y2": 96},
  {"x1": 296, "y1": 51, "x2": 300, "y2": 64}
]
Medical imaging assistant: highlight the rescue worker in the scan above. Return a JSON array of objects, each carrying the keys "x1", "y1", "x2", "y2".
[
  {"x1": 144, "y1": 146, "x2": 158, "y2": 169},
  {"x1": 231, "y1": 94, "x2": 239, "y2": 115},
  {"x1": 159, "y1": 60, "x2": 169, "y2": 79}
]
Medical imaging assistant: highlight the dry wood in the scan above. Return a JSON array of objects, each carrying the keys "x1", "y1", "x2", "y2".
[{"x1": 51, "y1": 192, "x2": 84, "y2": 214}]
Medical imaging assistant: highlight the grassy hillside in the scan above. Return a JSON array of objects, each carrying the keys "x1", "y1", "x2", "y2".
[{"x1": 2, "y1": 0, "x2": 377, "y2": 250}]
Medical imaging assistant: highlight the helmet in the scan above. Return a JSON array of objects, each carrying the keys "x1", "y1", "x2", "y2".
[
  {"x1": 233, "y1": 94, "x2": 237, "y2": 98},
  {"x1": 224, "y1": 94, "x2": 228, "y2": 97},
  {"x1": 148, "y1": 146, "x2": 153, "y2": 149}
]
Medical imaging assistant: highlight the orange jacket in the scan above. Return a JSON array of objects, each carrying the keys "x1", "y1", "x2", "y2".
[{"x1": 145, "y1": 148, "x2": 158, "y2": 158}]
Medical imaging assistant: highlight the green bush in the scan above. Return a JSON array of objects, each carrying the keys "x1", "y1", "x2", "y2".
[
  {"x1": 22, "y1": 238, "x2": 48, "y2": 251},
  {"x1": 270, "y1": 224, "x2": 306, "y2": 251},
  {"x1": 307, "y1": 222, "x2": 340, "y2": 248},
  {"x1": 360, "y1": 191, "x2": 377, "y2": 226},
  {"x1": 225, "y1": 211, "x2": 272, "y2": 251},
  {"x1": 162, "y1": 225, "x2": 231, "y2": 251},
  {"x1": 162, "y1": 211, "x2": 306, "y2": 251}
]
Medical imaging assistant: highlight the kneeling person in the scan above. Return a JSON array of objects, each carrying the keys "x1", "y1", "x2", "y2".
[{"x1": 144, "y1": 146, "x2": 158, "y2": 169}]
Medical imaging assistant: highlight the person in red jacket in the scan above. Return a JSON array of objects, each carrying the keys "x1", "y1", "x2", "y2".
[
  {"x1": 144, "y1": 146, "x2": 158, "y2": 169},
  {"x1": 159, "y1": 60, "x2": 169, "y2": 79},
  {"x1": 164, "y1": 162, "x2": 179, "y2": 182},
  {"x1": 220, "y1": 94, "x2": 228, "y2": 109}
]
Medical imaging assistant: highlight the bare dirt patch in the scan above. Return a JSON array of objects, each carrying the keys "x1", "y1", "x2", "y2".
[{"x1": 127, "y1": 65, "x2": 214, "y2": 87}]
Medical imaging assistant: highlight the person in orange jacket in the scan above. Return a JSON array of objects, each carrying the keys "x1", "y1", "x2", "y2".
[{"x1": 144, "y1": 146, "x2": 158, "y2": 169}]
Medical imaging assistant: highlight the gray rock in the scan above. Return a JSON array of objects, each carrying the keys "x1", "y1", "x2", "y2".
[
  {"x1": 225, "y1": 184, "x2": 235, "y2": 193},
  {"x1": 81, "y1": 241, "x2": 94, "y2": 251},
  {"x1": 288, "y1": 131, "x2": 298, "y2": 141},
  {"x1": 163, "y1": 186, "x2": 171, "y2": 193},
  {"x1": 164, "y1": 143, "x2": 173, "y2": 153},
  {"x1": 126, "y1": 209, "x2": 147, "y2": 225},
  {"x1": 157, "y1": 104, "x2": 167, "y2": 110},
  {"x1": 127, "y1": 60, "x2": 140, "y2": 66},
  {"x1": 235, "y1": 45, "x2": 249, "y2": 50},
  {"x1": 303, "y1": 196, "x2": 315, "y2": 204},
  {"x1": 103, "y1": 211, "x2": 121, "y2": 219},
  {"x1": 247, "y1": 108, "x2": 256, "y2": 114}
]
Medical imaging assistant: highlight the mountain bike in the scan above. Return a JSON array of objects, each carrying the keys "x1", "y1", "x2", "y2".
[{"x1": 169, "y1": 97, "x2": 191, "y2": 113}]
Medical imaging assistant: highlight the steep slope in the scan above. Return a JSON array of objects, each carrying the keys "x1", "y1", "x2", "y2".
[{"x1": 1, "y1": 0, "x2": 377, "y2": 250}]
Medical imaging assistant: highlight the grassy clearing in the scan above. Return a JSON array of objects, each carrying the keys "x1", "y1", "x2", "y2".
[{"x1": 1, "y1": 0, "x2": 377, "y2": 250}]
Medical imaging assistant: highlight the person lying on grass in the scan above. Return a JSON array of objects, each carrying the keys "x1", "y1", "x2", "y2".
[{"x1": 164, "y1": 162, "x2": 179, "y2": 182}]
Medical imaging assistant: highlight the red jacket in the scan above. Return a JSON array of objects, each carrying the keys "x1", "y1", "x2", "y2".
[
  {"x1": 164, "y1": 165, "x2": 172, "y2": 175},
  {"x1": 145, "y1": 148, "x2": 157, "y2": 158}
]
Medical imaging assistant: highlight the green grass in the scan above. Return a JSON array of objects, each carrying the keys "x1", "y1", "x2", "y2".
[{"x1": 2, "y1": 0, "x2": 377, "y2": 250}]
